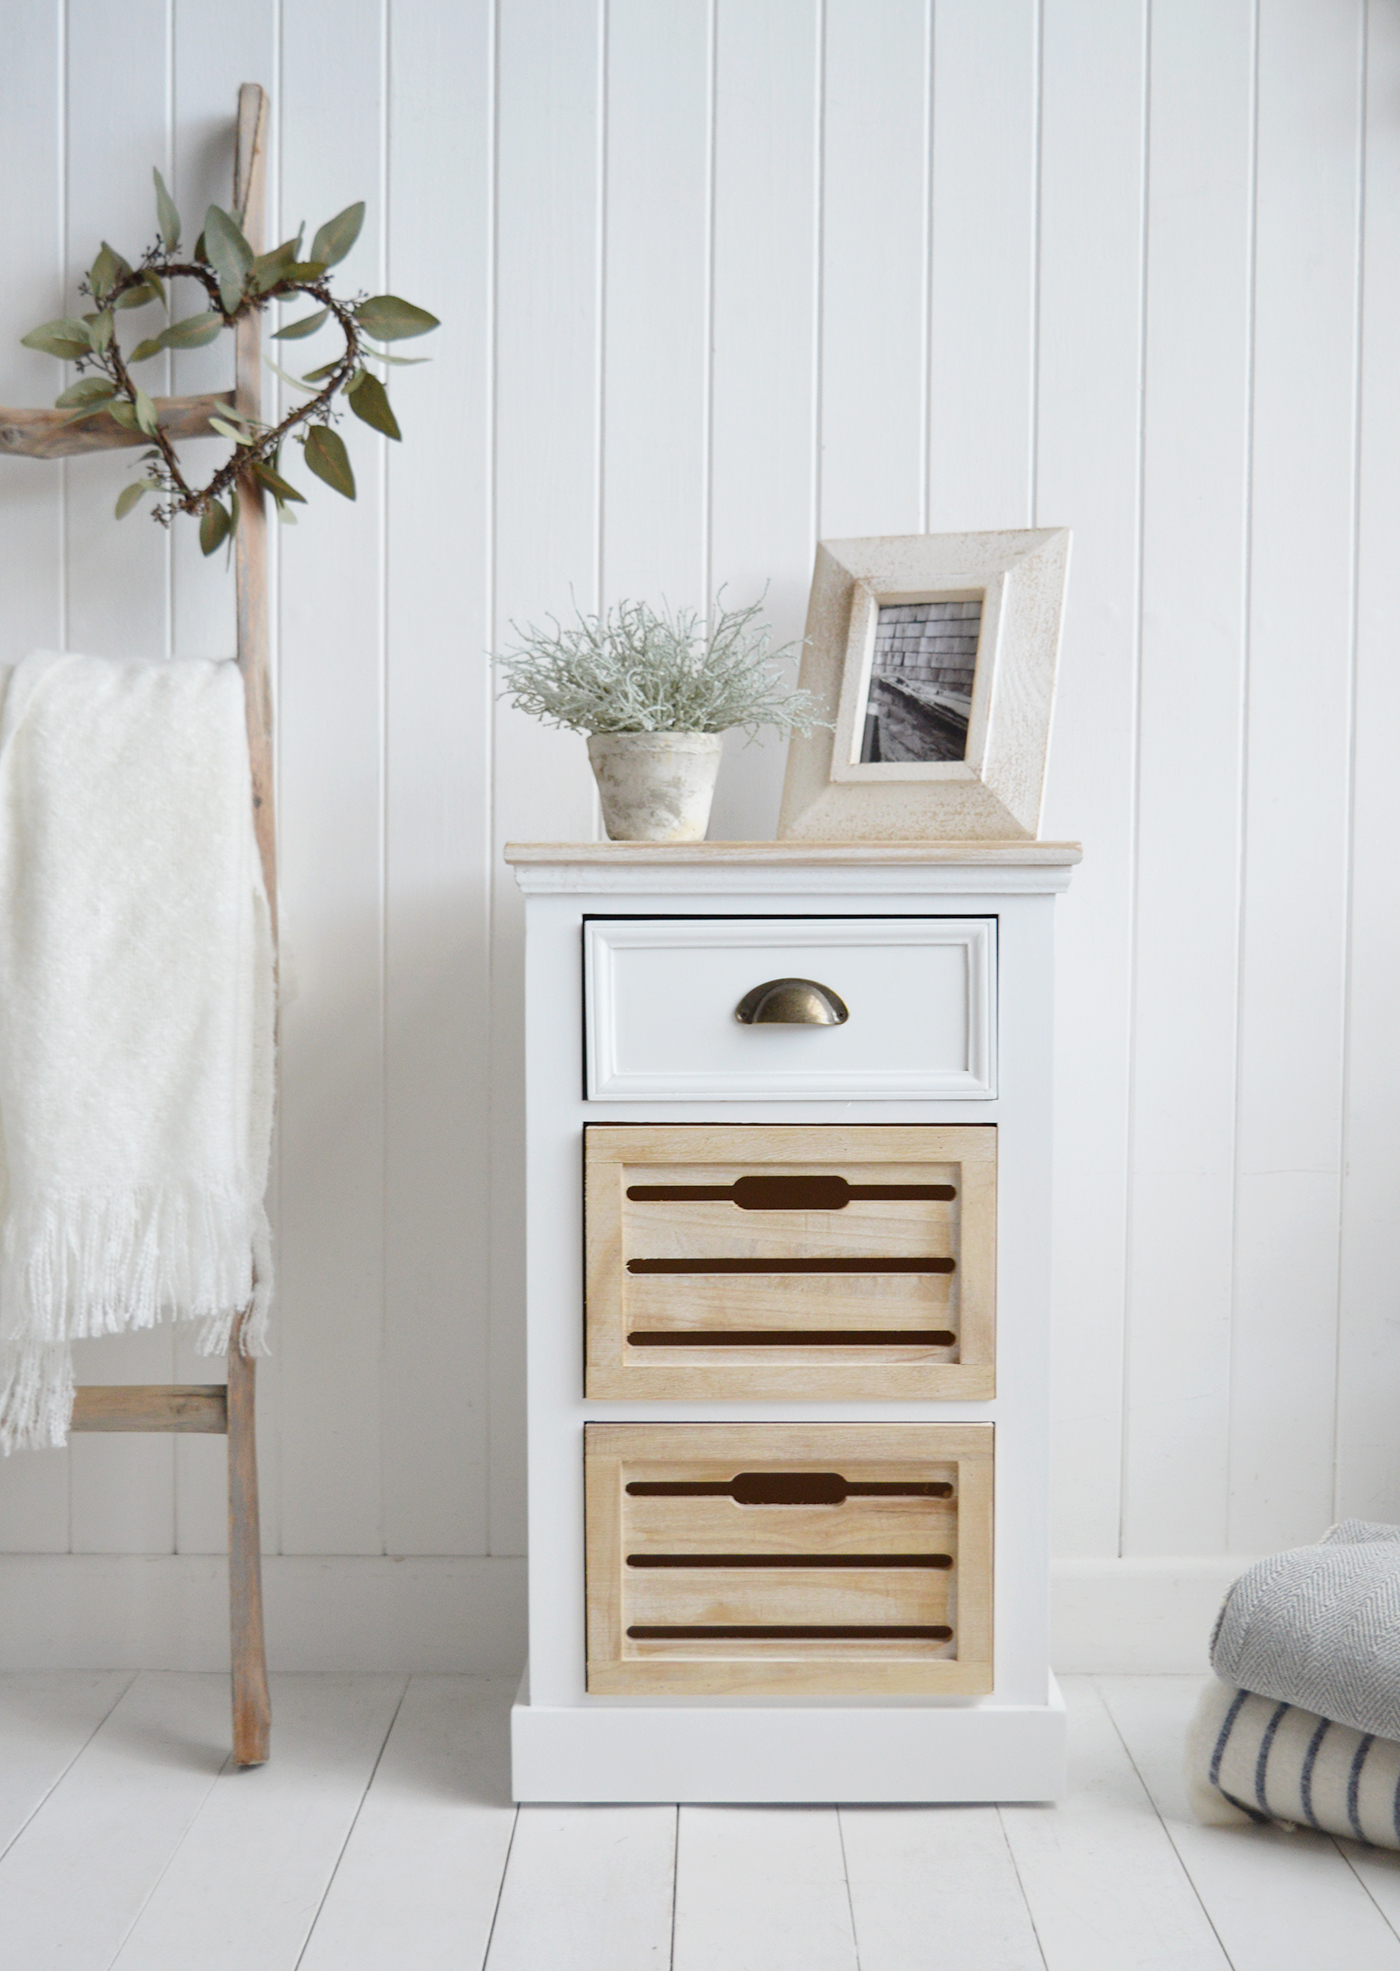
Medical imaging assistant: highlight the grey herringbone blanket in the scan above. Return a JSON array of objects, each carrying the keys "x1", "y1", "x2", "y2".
[{"x1": 1211, "y1": 1520, "x2": 1400, "y2": 1741}]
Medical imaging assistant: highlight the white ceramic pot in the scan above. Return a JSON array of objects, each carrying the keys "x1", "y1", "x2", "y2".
[{"x1": 586, "y1": 730, "x2": 724, "y2": 843}]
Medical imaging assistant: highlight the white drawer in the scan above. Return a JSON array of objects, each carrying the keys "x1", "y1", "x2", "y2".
[{"x1": 583, "y1": 917, "x2": 996, "y2": 1101}]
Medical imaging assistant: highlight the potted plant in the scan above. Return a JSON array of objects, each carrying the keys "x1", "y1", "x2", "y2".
[{"x1": 495, "y1": 595, "x2": 829, "y2": 842}]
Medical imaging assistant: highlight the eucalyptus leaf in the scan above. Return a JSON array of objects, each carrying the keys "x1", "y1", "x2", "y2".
[
  {"x1": 193, "y1": 229, "x2": 206, "y2": 262},
  {"x1": 153, "y1": 166, "x2": 181, "y2": 246},
  {"x1": 199, "y1": 499, "x2": 232, "y2": 556},
  {"x1": 346, "y1": 368, "x2": 400, "y2": 440},
  {"x1": 277, "y1": 502, "x2": 298, "y2": 524},
  {"x1": 108, "y1": 400, "x2": 139, "y2": 430},
  {"x1": 281, "y1": 260, "x2": 328, "y2": 282},
  {"x1": 352, "y1": 295, "x2": 439, "y2": 341},
  {"x1": 304, "y1": 422, "x2": 356, "y2": 498},
  {"x1": 132, "y1": 385, "x2": 160, "y2": 437},
  {"x1": 252, "y1": 459, "x2": 307, "y2": 504},
  {"x1": 261, "y1": 353, "x2": 319, "y2": 394},
  {"x1": 272, "y1": 307, "x2": 329, "y2": 341},
  {"x1": 209, "y1": 415, "x2": 258, "y2": 443},
  {"x1": 115, "y1": 480, "x2": 151, "y2": 519},
  {"x1": 127, "y1": 336, "x2": 165, "y2": 364},
  {"x1": 160, "y1": 311, "x2": 224, "y2": 349},
  {"x1": 21, "y1": 318, "x2": 92, "y2": 360},
  {"x1": 54, "y1": 376, "x2": 118, "y2": 409},
  {"x1": 88, "y1": 311, "x2": 113, "y2": 352},
  {"x1": 114, "y1": 274, "x2": 160, "y2": 311},
  {"x1": 310, "y1": 202, "x2": 364, "y2": 269},
  {"x1": 228, "y1": 486, "x2": 240, "y2": 537},
  {"x1": 250, "y1": 236, "x2": 303, "y2": 293},
  {"x1": 359, "y1": 341, "x2": 431, "y2": 366},
  {"x1": 89, "y1": 242, "x2": 129, "y2": 298},
  {"x1": 299, "y1": 360, "x2": 340, "y2": 383},
  {"x1": 203, "y1": 203, "x2": 254, "y2": 313}
]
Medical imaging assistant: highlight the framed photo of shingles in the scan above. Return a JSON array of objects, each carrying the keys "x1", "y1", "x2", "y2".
[{"x1": 777, "y1": 529, "x2": 1071, "y2": 841}]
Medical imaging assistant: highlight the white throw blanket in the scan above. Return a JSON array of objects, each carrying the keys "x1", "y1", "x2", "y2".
[{"x1": 0, "y1": 650, "x2": 274, "y2": 1454}]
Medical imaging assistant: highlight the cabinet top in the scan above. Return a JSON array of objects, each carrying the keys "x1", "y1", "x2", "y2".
[
  {"x1": 504, "y1": 840, "x2": 1082, "y2": 868},
  {"x1": 505, "y1": 839, "x2": 1081, "y2": 897}
]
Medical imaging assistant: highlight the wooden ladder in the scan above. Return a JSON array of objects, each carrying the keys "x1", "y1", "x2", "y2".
[{"x1": 0, "y1": 84, "x2": 276, "y2": 1768}]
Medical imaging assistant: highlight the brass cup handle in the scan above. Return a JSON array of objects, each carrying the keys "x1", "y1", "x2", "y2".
[{"x1": 734, "y1": 977, "x2": 849, "y2": 1026}]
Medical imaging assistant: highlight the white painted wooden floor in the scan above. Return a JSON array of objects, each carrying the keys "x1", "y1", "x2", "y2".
[{"x1": 5, "y1": 1674, "x2": 1400, "y2": 1969}]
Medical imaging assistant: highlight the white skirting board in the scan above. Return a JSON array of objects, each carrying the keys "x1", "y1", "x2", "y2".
[
  {"x1": 0, "y1": 1554, "x2": 526, "y2": 1672},
  {"x1": 512, "y1": 1669, "x2": 1068, "y2": 1804},
  {"x1": 0, "y1": 1552, "x2": 1247, "y2": 1674},
  {"x1": 1050, "y1": 1554, "x2": 1255, "y2": 1673}
]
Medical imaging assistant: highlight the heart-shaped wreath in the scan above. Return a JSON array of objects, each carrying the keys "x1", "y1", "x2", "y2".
[{"x1": 21, "y1": 169, "x2": 438, "y2": 554}]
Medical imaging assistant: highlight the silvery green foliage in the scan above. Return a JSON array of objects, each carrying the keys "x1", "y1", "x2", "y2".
[{"x1": 496, "y1": 596, "x2": 831, "y2": 739}]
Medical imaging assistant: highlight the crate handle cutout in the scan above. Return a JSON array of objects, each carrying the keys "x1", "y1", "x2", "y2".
[
  {"x1": 626, "y1": 1552, "x2": 954, "y2": 1569},
  {"x1": 625, "y1": 1175, "x2": 957, "y2": 1209},
  {"x1": 625, "y1": 1472, "x2": 955, "y2": 1505},
  {"x1": 626, "y1": 1327, "x2": 956, "y2": 1348},
  {"x1": 627, "y1": 1624, "x2": 954, "y2": 1641},
  {"x1": 627, "y1": 1255, "x2": 955, "y2": 1275}
]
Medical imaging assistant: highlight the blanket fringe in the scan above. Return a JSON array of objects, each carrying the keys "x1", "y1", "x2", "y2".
[{"x1": 0, "y1": 1184, "x2": 272, "y2": 1454}]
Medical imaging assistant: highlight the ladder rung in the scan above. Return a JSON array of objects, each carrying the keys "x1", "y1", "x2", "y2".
[{"x1": 69, "y1": 1385, "x2": 229, "y2": 1434}]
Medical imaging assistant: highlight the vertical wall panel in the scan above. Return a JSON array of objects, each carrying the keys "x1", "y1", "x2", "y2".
[
  {"x1": 1121, "y1": 0, "x2": 1256, "y2": 1557},
  {"x1": 927, "y1": 0, "x2": 1039, "y2": 532},
  {"x1": 0, "y1": 0, "x2": 70, "y2": 1553},
  {"x1": 1335, "y1": 0, "x2": 1400, "y2": 1526},
  {"x1": 276, "y1": 0, "x2": 388, "y2": 1555},
  {"x1": 381, "y1": 0, "x2": 494, "y2": 1556},
  {"x1": 600, "y1": 0, "x2": 710, "y2": 606},
  {"x1": 1227, "y1": 0, "x2": 1363, "y2": 1553},
  {"x1": 491, "y1": 0, "x2": 605, "y2": 1554},
  {"x1": 819, "y1": 0, "x2": 930, "y2": 538},
  {"x1": 1036, "y1": 0, "x2": 1145, "y2": 1557},
  {"x1": 64, "y1": 0, "x2": 177, "y2": 1559},
  {"x1": 705, "y1": 0, "x2": 820, "y2": 842}
]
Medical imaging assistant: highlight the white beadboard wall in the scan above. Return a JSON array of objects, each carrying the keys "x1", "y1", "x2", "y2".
[{"x1": 1, "y1": 0, "x2": 1397, "y2": 1674}]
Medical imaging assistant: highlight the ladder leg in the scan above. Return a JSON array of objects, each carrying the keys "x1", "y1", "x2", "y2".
[{"x1": 228, "y1": 1319, "x2": 271, "y2": 1764}]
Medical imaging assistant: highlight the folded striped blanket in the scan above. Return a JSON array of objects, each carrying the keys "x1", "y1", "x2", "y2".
[
  {"x1": 1188, "y1": 1678, "x2": 1400, "y2": 1848},
  {"x1": 1211, "y1": 1520, "x2": 1400, "y2": 1741}
]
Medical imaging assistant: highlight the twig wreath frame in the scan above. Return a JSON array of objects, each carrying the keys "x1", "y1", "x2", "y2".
[{"x1": 20, "y1": 169, "x2": 438, "y2": 554}]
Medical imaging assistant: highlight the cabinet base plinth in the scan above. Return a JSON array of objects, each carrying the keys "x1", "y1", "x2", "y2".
[{"x1": 510, "y1": 1669, "x2": 1066, "y2": 1803}]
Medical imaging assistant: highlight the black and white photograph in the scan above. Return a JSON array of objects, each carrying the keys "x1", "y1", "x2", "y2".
[{"x1": 857, "y1": 597, "x2": 983, "y2": 764}]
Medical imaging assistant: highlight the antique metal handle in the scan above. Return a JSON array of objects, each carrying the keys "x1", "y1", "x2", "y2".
[{"x1": 734, "y1": 977, "x2": 849, "y2": 1026}]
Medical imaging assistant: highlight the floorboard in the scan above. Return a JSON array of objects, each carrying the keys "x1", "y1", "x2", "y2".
[
  {"x1": 297, "y1": 1676, "x2": 518, "y2": 1971},
  {"x1": 840, "y1": 1802, "x2": 1045, "y2": 1971},
  {"x1": 672, "y1": 1805, "x2": 859, "y2": 1971},
  {"x1": 999, "y1": 1676, "x2": 1231, "y2": 1970},
  {"x1": 13, "y1": 1670, "x2": 1400, "y2": 1969},
  {"x1": 0, "y1": 1671, "x2": 133, "y2": 1858},
  {"x1": 1099, "y1": 1675, "x2": 1400, "y2": 1969},
  {"x1": 0, "y1": 1673, "x2": 230, "y2": 1971},
  {"x1": 484, "y1": 1803, "x2": 676, "y2": 1971},
  {"x1": 108, "y1": 1674, "x2": 407, "y2": 1971}
]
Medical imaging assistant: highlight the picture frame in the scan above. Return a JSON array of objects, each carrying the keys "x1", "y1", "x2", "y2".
[{"x1": 777, "y1": 529, "x2": 1071, "y2": 841}]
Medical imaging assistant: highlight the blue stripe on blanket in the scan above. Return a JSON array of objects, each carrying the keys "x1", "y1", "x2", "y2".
[
  {"x1": 1212, "y1": 1686, "x2": 1251, "y2": 1791},
  {"x1": 1301, "y1": 1715, "x2": 1330, "y2": 1829},
  {"x1": 1256, "y1": 1701, "x2": 1290, "y2": 1813},
  {"x1": 1348, "y1": 1734, "x2": 1376, "y2": 1843}
]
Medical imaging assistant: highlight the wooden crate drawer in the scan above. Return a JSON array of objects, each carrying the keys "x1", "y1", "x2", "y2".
[
  {"x1": 585, "y1": 1423, "x2": 994, "y2": 1696},
  {"x1": 585, "y1": 1123, "x2": 995, "y2": 1400},
  {"x1": 584, "y1": 916, "x2": 996, "y2": 1101}
]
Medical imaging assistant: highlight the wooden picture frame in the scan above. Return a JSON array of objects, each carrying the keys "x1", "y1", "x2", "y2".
[{"x1": 777, "y1": 529, "x2": 1071, "y2": 841}]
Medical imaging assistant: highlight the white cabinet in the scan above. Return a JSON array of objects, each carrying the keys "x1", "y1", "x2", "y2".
[{"x1": 506, "y1": 840, "x2": 1078, "y2": 1804}]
